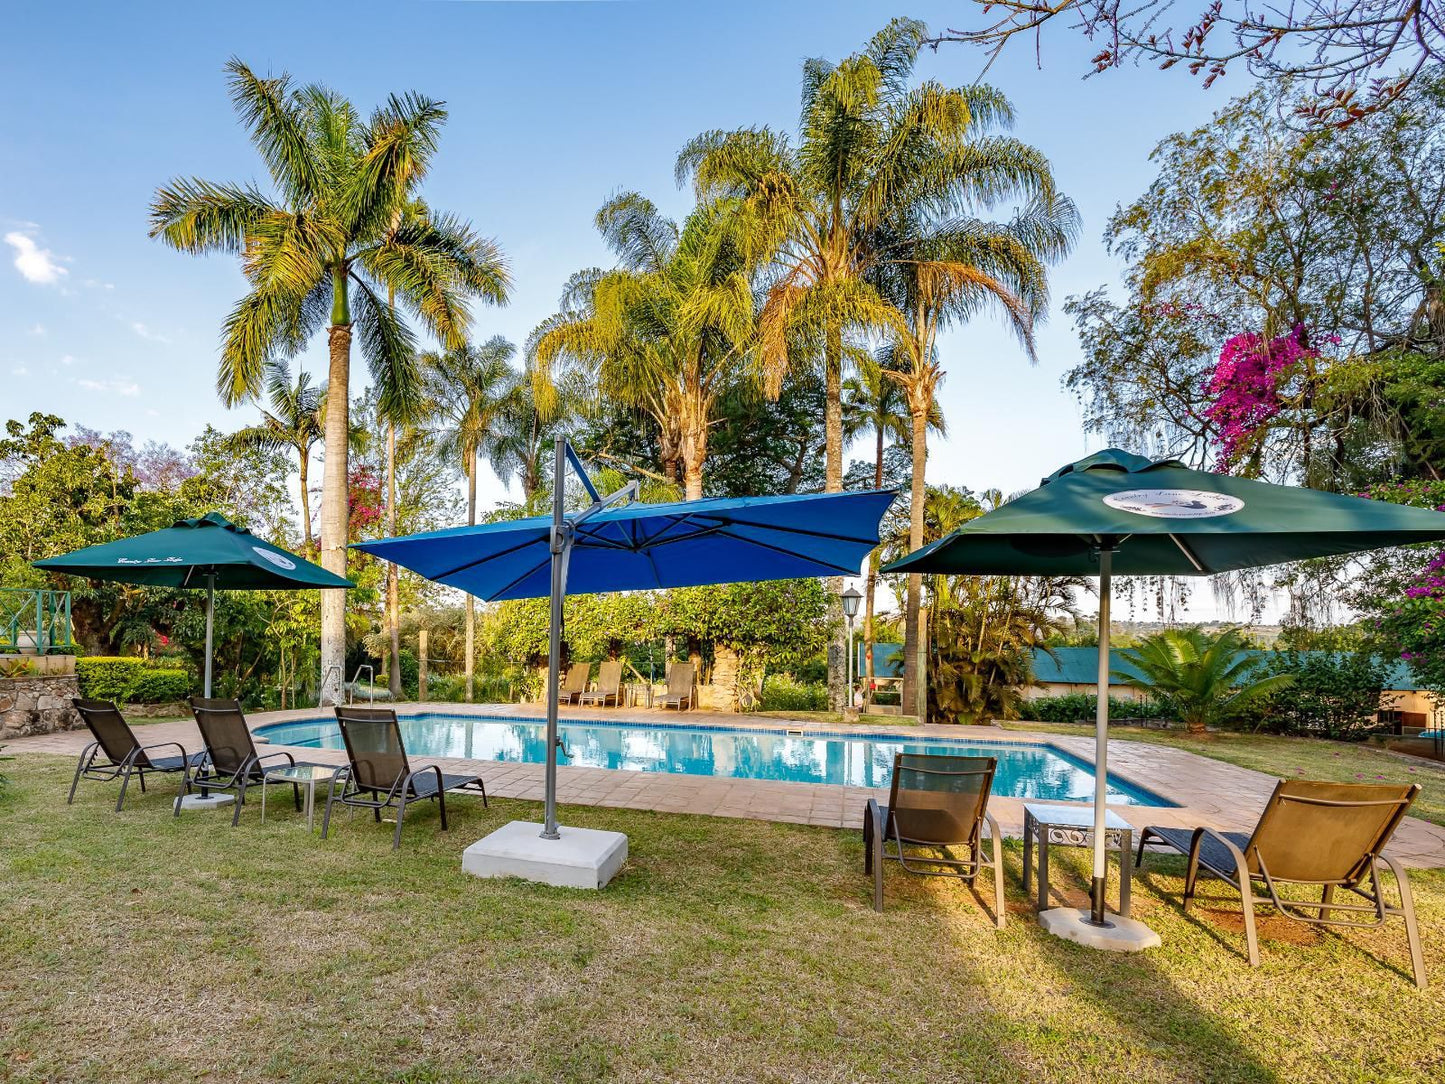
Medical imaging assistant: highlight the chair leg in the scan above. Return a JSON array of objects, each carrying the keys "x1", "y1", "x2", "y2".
[
  {"x1": 67, "y1": 752, "x2": 89, "y2": 806},
  {"x1": 1381, "y1": 854, "x2": 1427, "y2": 989},
  {"x1": 870, "y1": 808, "x2": 886, "y2": 913},
  {"x1": 321, "y1": 790, "x2": 337, "y2": 840},
  {"x1": 1237, "y1": 872, "x2": 1261, "y2": 967},
  {"x1": 437, "y1": 788, "x2": 448, "y2": 831},
  {"x1": 990, "y1": 824, "x2": 1006, "y2": 930},
  {"x1": 138, "y1": 771, "x2": 147, "y2": 794},
  {"x1": 1320, "y1": 884, "x2": 1335, "y2": 923},
  {"x1": 115, "y1": 764, "x2": 134, "y2": 812},
  {"x1": 232, "y1": 779, "x2": 247, "y2": 826},
  {"x1": 863, "y1": 807, "x2": 874, "y2": 875},
  {"x1": 393, "y1": 795, "x2": 408, "y2": 851},
  {"x1": 292, "y1": 782, "x2": 302, "y2": 812}
]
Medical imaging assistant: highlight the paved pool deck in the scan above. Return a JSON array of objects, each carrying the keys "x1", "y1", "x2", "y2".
[{"x1": 13, "y1": 701, "x2": 1445, "y2": 868}]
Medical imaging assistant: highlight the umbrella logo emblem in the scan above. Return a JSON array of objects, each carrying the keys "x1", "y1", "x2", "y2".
[
  {"x1": 1103, "y1": 489, "x2": 1244, "y2": 519},
  {"x1": 252, "y1": 546, "x2": 297, "y2": 571}
]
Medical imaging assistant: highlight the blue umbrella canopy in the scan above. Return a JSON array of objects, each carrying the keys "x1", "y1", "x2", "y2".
[{"x1": 353, "y1": 490, "x2": 897, "y2": 600}]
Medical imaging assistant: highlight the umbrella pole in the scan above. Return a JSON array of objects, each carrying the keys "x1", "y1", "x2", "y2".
[
  {"x1": 542, "y1": 438, "x2": 567, "y2": 841},
  {"x1": 1088, "y1": 549, "x2": 1113, "y2": 927},
  {"x1": 204, "y1": 573, "x2": 215, "y2": 700}
]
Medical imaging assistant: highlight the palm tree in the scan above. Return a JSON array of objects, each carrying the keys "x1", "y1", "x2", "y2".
[
  {"x1": 425, "y1": 336, "x2": 519, "y2": 700},
  {"x1": 224, "y1": 362, "x2": 324, "y2": 556},
  {"x1": 842, "y1": 357, "x2": 938, "y2": 707},
  {"x1": 149, "y1": 59, "x2": 509, "y2": 703},
  {"x1": 678, "y1": 17, "x2": 1061, "y2": 709},
  {"x1": 1115, "y1": 627, "x2": 1294, "y2": 735},
  {"x1": 867, "y1": 87, "x2": 1079, "y2": 718},
  {"x1": 531, "y1": 193, "x2": 757, "y2": 499},
  {"x1": 492, "y1": 373, "x2": 581, "y2": 508}
]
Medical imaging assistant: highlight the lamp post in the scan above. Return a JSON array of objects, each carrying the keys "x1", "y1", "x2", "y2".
[{"x1": 841, "y1": 585, "x2": 862, "y2": 717}]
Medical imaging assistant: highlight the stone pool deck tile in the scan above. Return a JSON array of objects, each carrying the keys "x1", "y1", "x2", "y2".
[{"x1": 12, "y1": 701, "x2": 1445, "y2": 868}]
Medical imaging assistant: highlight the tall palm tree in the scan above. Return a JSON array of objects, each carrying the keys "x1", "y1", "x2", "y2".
[
  {"x1": 492, "y1": 373, "x2": 580, "y2": 508},
  {"x1": 531, "y1": 193, "x2": 757, "y2": 499},
  {"x1": 1115, "y1": 627, "x2": 1294, "y2": 735},
  {"x1": 149, "y1": 59, "x2": 509, "y2": 704},
  {"x1": 425, "y1": 336, "x2": 519, "y2": 700},
  {"x1": 224, "y1": 362, "x2": 325, "y2": 555},
  {"x1": 678, "y1": 17, "x2": 1048, "y2": 709},
  {"x1": 842, "y1": 357, "x2": 938, "y2": 706},
  {"x1": 865, "y1": 87, "x2": 1079, "y2": 718}
]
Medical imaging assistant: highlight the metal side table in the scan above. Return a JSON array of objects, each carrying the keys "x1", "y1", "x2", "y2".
[
  {"x1": 1022, "y1": 802, "x2": 1135, "y2": 918},
  {"x1": 260, "y1": 764, "x2": 336, "y2": 832}
]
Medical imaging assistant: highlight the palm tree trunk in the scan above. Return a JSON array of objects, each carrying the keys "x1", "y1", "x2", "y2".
[
  {"x1": 824, "y1": 320, "x2": 846, "y2": 712},
  {"x1": 902, "y1": 404, "x2": 927, "y2": 720},
  {"x1": 862, "y1": 426, "x2": 884, "y2": 710},
  {"x1": 680, "y1": 391, "x2": 707, "y2": 501},
  {"x1": 386, "y1": 421, "x2": 401, "y2": 697},
  {"x1": 298, "y1": 446, "x2": 313, "y2": 558},
  {"x1": 465, "y1": 455, "x2": 476, "y2": 702},
  {"x1": 319, "y1": 305, "x2": 351, "y2": 707}
]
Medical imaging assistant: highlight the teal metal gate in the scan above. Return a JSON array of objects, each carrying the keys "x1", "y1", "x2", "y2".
[{"x1": 0, "y1": 589, "x2": 73, "y2": 654}]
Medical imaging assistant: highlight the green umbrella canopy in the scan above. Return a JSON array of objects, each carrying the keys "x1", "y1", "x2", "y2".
[
  {"x1": 33, "y1": 512, "x2": 352, "y2": 590},
  {"x1": 884, "y1": 449, "x2": 1445, "y2": 577}
]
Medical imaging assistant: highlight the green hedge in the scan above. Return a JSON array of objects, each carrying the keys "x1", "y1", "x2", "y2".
[
  {"x1": 760, "y1": 676, "x2": 827, "y2": 712},
  {"x1": 1016, "y1": 693, "x2": 1175, "y2": 724},
  {"x1": 77, "y1": 657, "x2": 192, "y2": 703}
]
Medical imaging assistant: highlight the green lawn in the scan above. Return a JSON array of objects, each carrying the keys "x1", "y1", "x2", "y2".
[
  {"x1": 1002, "y1": 722, "x2": 1445, "y2": 828},
  {"x1": 3, "y1": 755, "x2": 1444, "y2": 1083}
]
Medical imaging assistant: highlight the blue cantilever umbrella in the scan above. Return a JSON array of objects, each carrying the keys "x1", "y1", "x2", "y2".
[{"x1": 355, "y1": 439, "x2": 896, "y2": 843}]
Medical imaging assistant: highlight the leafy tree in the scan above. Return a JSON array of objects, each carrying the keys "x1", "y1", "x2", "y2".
[
  {"x1": 224, "y1": 362, "x2": 325, "y2": 555},
  {"x1": 149, "y1": 58, "x2": 509, "y2": 704},
  {"x1": 1115, "y1": 627, "x2": 1295, "y2": 735},
  {"x1": 1259, "y1": 648, "x2": 1390, "y2": 740}
]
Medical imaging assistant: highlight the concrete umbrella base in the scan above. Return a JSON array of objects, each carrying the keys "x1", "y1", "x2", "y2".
[
  {"x1": 1039, "y1": 907, "x2": 1162, "y2": 952},
  {"x1": 462, "y1": 820, "x2": 628, "y2": 889}
]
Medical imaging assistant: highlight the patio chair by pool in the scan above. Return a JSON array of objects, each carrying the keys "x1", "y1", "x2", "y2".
[
  {"x1": 322, "y1": 706, "x2": 487, "y2": 850},
  {"x1": 578, "y1": 660, "x2": 623, "y2": 708},
  {"x1": 560, "y1": 662, "x2": 591, "y2": 705},
  {"x1": 656, "y1": 662, "x2": 695, "y2": 711},
  {"x1": 68, "y1": 698, "x2": 197, "y2": 811},
  {"x1": 863, "y1": 753, "x2": 1005, "y2": 927},
  {"x1": 1136, "y1": 779, "x2": 1426, "y2": 987},
  {"x1": 181, "y1": 697, "x2": 323, "y2": 826}
]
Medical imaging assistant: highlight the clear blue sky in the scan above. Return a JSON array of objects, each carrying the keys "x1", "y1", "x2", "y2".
[{"x1": 1, "y1": 1, "x2": 1261, "y2": 618}]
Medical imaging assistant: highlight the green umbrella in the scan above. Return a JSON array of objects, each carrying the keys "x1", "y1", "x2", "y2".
[
  {"x1": 884, "y1": 449, "x2": 1445, "y2": 934},
  {"x1": 34, "y1": 512, "x2": 352, "y2": 696}
]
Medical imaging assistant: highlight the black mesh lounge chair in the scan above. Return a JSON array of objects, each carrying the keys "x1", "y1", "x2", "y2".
[
  {"x1": 180, "y1": 697, "x2": 324, "y2": 826},
  {"x1": 1136, "y1": 779, "x2": 1426, "y2": 988},
  {"x1": 656, "y1": 662, "x2": 694, "y2": 711},
  {"x1": 864, "y1": 753, "x2": 1006, "y2": 927},
  {"x1": 321, "y1": 706, "x2": 487, "y2": 850},
  {"x1": 560, "y1": 662, "x2": 591, "y2": 705},
  {"x1": 68, "y1": 698, "x2": 196, "y2": 811},
  {"x1": 578, "y1": 660, "x2": 623, "y2": 708}
]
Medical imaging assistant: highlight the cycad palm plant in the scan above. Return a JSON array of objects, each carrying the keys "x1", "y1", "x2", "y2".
[
  {"x1": 224, "y1": 362, "x2": 325, "y2": 556},
  {"x1": 425, "y1": 336, "x2": 519, "y2": 700},
  {"x1": 531, "y1": 192, "x2": 757, "y2": 499},
  {"x1": 1115, "y1": 627, "x2": 1294, "y2": 735},
  {"x1": 149, "y1": 59, "x2": 509, "y2": 703}
]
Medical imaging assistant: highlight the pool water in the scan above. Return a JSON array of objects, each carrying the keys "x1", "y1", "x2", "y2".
[{"x1": 254, "y1": 713, "x2": 1174, "y2": 806}]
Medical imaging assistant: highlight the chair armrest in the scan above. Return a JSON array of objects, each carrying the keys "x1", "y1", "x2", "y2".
[
  {"x1": 1189, "y1": 825, "x2": 1251, "y2": 883},
  {"x1": 981, "y1": 809, "x2": 1002, "y2": 841},
  {"x1": 254, "y1": 749, "x2": 298, "y2": 769},
  {"x1": 138, "y1": 741, "x2": 189, "y2": 763}
]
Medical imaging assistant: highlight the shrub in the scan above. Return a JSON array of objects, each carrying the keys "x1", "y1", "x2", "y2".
[
  {"x1": 759, "y1": 676, "x2": 827, "y2": 712},
  {"x1": 76, "y1": 657, "x2": 148, "y2": 701},
  {"x1": 1017, "y1": 693, "x2": 1175, "y2": 724},
  {"x1": 128, "y1": 669, "x2": 191, "y2": 704},
  {"x1": 1256, "y1": 650, "x2": 1389, "y2": 741}
]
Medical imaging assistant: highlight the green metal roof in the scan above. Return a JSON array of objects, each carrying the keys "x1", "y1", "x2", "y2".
[{"x1": 1029, "y1": 647, "x2": 1421, "y2": 691}]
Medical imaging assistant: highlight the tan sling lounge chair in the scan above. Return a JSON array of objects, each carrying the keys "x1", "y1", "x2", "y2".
[
  {"x1": 560, "y1": 662, "x2": 591, "y2": 705},
  {"x1": 578, "y1": 660, "x2": 623, "y2": 708},
  {"x1": 1136, "y1": 779, "x2": 1426, "y2": 987},
  {"x1": 863, "y1": 753, "x2": 1005, "y2": 927},
  {"x1": 657, "y1": 662, "x2": 695, "y2": 711}
]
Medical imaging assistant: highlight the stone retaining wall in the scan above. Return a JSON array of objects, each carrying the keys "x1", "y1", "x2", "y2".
[{"x1": 0, "y1": 674, "x2": 83, "y2": 739}]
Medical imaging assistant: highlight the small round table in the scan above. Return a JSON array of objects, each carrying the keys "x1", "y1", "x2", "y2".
[
  {"x1": 260, "y1": 764, "x2": 336, "y2": 832},
  {"x1": 1021, "y1": 802, "x2": 1136, "y2": 918}
]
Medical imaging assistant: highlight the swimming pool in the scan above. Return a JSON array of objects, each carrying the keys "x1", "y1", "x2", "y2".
[{"x1": 254, "y1": 713, "x2": 1174, "y2": 806}]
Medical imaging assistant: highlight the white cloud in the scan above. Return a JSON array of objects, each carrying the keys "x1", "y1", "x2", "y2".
[
  {"x1": 11, "y1": 365, "x2": 29, "y2": 376},
  {"x1": 4, "y1": 231, "x2": 67, "y2": 285},
  {"x1": 59, "y1": 354, "x2": 76, "y2": 366},
  {"x1": 76, "y1": 377, "x2": 139, "y2": 397},
  {"x1": 26, "y1": 323, "x2": 44, "y2": 337},
  {"x1": 130, "y1": 321, "x2": 171, "y2": 344}
]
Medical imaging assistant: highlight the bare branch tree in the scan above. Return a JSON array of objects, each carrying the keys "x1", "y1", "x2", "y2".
[{"x1": 930, "y1": 1, "x2": 1445, "y2": 123}]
